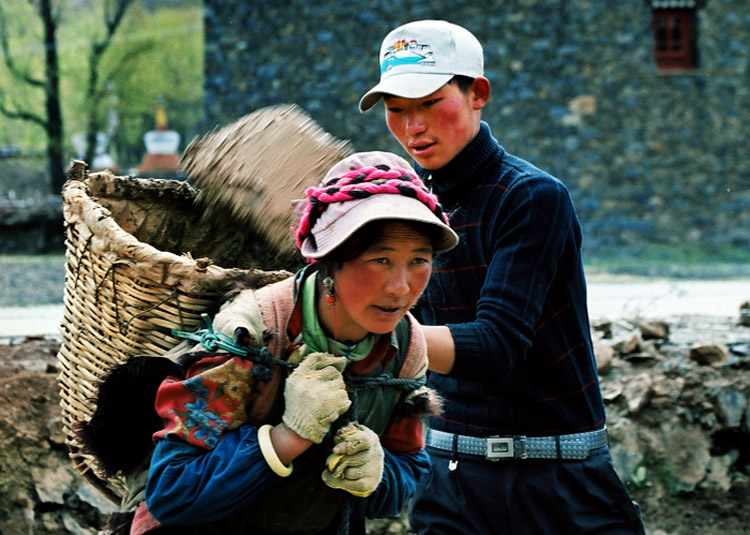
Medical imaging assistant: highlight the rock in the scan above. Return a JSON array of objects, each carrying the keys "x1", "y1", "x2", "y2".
[
  {"x1": 689, "y1": 342, "x2": 730, "y2": 365},
  {"x1": 703, "y1": 452, "x2": 737, "y2": 492},
  {"x1": 715, "y1": 388, "x2": 748, "y2": 427},
  {"x1": 651, "y1": 376, "x2": 684, "y2": 400},
  {"x1": 593, "y1": 338, "x2": 614, "y2": 374},
  {"x1": 592, "y1": 321, "x2": 613, "y2": 339},
  {"x1": 31, "y1": 463, "x2": 76, "y2": 505},
  {"x1": 740, "y1": 301, "x2": 750, "y2": 327},
  {"x1": 639, "y1": 320, "x2": 670, "y2": 340},
  {"x1": 622, "y1": 372, "x2": 653, "y2": 414},
  {"x1": 621, "y1": 351, "x2": 656, "y2": 363},
  {"x1": 77, "y1": 481, "x2": 118, "y2": 514},
  {"x1": 601, "y1": 380, "x2": 624, "y2": 402},
  {"x1": 659, "y1": 419, "x2": 711, "y2": 492},
  {"x1": 729, "y1": 342, "x2": 750, "y2": 357},
  {"x1": 613, "y1": 333, "x2": 640, "y2": 355},
  {"x1": 608, "y1": 418, "x2": 644, "y2": 482},
  {"x1": 63, "y1": 512, "x2": 99, "y2": 535}
]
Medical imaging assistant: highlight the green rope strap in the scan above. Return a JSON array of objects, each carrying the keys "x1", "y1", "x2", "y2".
[
  {"x1": 171, "y1": 314, "x2": 295, "y2": 370},
  {"x1": 173, "y1": 316, "x2": 426, "y2": 419}
]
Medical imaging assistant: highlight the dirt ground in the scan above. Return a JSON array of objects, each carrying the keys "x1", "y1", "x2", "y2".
[{"x1": 1, "y1": 320, "x2": 749, "y2": 534}]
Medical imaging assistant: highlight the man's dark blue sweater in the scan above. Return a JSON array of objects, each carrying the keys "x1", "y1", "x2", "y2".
[{"x1": 414, "y1": 122, "x2": 605, "y2": 437}]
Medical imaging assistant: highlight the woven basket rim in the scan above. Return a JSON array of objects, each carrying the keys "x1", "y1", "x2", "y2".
[{"x1": 62, "y1": 170, "x2": 256, "y2": 291}]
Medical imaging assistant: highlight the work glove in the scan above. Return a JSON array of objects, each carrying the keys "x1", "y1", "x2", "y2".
[
  {"x1": 282, "y1": 352, "x2": 351, "y2": 443},
  {"x1": 322, "y1": 422, "x2": 384, "y2": 497}
]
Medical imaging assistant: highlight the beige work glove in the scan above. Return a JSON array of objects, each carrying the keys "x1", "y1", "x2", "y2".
[
  {"x1": 282, "y1": 352, "x2": 351, "y2": 443},
  {"x1": 322, "y1": 422, "x2": 384, "y2": 497}
]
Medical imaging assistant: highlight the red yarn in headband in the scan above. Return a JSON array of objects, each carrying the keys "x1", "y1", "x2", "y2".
[{"x1": 294, "y1": 165, "x2": 449, "y2": 250}]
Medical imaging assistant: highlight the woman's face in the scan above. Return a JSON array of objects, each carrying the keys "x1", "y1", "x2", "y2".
[{"x1": 323, "y1": 221, "x2": 433, "y2": 342}]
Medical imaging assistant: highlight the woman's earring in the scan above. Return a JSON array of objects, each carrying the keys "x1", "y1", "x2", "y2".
[{"x1": 322, "y1": 276, "x2": 336, "y2": 306}]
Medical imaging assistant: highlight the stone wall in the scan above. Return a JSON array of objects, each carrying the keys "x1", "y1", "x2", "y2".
[
  {"x1": 0, "y1": 196, "x2": 64, "y2": 254},
  {"x1": 202, "y1": 0, "x2": 750, "y2": 259}
]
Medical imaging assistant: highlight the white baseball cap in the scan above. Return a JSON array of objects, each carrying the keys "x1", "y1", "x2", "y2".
[{"x1": 359, "y1": 20, "x2": 484, "y2": 112}]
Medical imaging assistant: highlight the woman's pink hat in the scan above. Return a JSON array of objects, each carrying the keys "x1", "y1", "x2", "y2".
[{"x1": 294, "y1": 151, "x2": 458, "y2": 259}]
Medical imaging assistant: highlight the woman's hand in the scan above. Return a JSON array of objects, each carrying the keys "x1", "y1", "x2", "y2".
[
  {"x1": 282, "y1": 352, "x2": 351, "y2": 443},
  {"x1": 321, "y1": 422, "x2": 384, "y2": 497}
]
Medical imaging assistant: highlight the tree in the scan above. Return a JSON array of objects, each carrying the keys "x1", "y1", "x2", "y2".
[
  {"x1": 0, "y1": 0, "x2": 136, "y2": 193},
  {"x1": 81, "y1": 0, "x2": 137, "y2": 166},
  {"x1": 0, "y1": 0, "x2": 65, "y2": 192}
]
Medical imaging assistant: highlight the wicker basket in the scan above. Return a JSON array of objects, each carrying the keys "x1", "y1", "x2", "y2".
[{"x1": 57, "y1": 161, "x2": 292, "y2": 502}]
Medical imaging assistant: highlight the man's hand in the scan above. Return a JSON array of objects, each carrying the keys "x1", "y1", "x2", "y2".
[
  {"x1": 282, "y1": 352, "x2": 351, "y2": 443},
  {"x1": 322, "y1": 422, "x2": 384, "y2": 497}
]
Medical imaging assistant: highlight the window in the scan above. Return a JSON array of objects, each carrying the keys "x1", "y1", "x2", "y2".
[{"x1": 652, "y1": 8, "x2": 697, "y2": 70}]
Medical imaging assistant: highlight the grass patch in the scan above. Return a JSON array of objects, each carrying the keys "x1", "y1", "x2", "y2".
[
  {"x1": 0, "y1": 254, "x2": 66, "y2": 306},
  {"x1": 0, "y1": 254, "x2": 66, "y2": 264},
  {"x1": 584, "y1": 242, "x2": 750, "y2": 279}
]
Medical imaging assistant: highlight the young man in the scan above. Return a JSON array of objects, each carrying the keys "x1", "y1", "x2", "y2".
[{"x1": 359, "y1": 20, "x2": 646, "y2": 535}]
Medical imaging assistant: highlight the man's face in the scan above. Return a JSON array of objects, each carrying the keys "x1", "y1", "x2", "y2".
[{"x1": 384, "y1": 80, "x2": 485, "y2": 170}]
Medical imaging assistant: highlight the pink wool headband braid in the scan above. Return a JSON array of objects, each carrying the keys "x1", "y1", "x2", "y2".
[{"x1": 294, "y1": 164, "x2": 449, "y2": 250}]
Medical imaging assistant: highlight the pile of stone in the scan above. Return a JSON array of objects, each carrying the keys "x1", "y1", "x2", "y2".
[{"x1": 592, "y1": 311, "x2": 749, "y2": 497}]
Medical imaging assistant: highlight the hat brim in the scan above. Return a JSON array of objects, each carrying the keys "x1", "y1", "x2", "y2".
[
  {"x1": 359, "y1": 73, "x2": 454, "y2": 112},
  {"x1": 300, "y1": 194, "x2": 458, "y2": 259}
]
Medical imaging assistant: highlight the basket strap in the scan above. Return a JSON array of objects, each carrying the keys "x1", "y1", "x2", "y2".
[{"x1": 172, "y1": 314, "x2": 295, "y2": 370}]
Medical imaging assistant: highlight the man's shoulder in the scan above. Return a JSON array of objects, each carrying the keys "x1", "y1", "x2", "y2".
[
  {"x1": 499, "y1": 150, "x2": 554, "y2": 180},
  {"x1": 492, "y1": 152, "x2": 569, "y2": 195}
]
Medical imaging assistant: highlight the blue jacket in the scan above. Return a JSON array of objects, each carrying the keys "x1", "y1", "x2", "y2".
[{"x1": 147, "y1": 426, "x2": 429, "y2": 525}]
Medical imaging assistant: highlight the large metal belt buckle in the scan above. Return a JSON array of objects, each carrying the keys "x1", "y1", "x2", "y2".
[{"x1": 486, "y1": 436, "x2": 514, "y2": 460}]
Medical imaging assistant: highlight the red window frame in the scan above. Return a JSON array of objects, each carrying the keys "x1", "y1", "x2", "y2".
[{"x1": 652, "y1": 9, "x2": 696, "y2": 70}]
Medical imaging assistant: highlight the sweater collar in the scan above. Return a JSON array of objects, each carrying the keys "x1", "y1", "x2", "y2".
[{"x1": 414, "y1": 121, "x2": 501, "y2": 199}]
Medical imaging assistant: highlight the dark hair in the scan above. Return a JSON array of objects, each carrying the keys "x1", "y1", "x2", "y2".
[
  {"x1": 450, "y1": 75, "x2": 475, "y2": 93},
  {"x1": 319, "y1": 219, "x2": 442, "y2": 271}
]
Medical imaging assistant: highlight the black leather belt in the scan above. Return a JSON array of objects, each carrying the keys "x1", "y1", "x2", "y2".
[{"x1": 426, "y1": 427, "x2": 608, "y2": 461}]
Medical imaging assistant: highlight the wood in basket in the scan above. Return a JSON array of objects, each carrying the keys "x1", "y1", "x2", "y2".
[{"x1": 181, "y1": 104, "x2": 353, "y2": 260}]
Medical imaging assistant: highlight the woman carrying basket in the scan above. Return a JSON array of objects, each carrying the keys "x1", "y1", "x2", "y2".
[{"x1": 132, "y1": 151, "x2": 458, "y2": 534}]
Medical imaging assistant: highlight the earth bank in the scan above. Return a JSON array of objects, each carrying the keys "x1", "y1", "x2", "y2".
[{"x1": 1, "y1": 311, "x2": 749, "y2": 534}]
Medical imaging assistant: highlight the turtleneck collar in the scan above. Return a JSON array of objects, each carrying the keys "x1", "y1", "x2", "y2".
[{"x1": 414, "y1": 121, "x2": 501, "y2": 201}]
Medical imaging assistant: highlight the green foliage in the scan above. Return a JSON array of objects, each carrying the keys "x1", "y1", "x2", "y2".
[
  {"x1": 0, "y1": 0, "x2": 204, "y2": 170},
  {"x1": 630, "y1": 455, "x2": 683, "y2": 501},
  {"x1": 0, "y1": 2, "x2": 47, "y2": 147},
  {"x1": 656, "y1": 462, "x2": 682, "y2": 497}
]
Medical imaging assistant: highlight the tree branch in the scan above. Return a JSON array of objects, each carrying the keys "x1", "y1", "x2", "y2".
[
  {"x1": 0, "y1": 96, "x2": 47, "y2": 127},
  {"x1": 0, "y1": 2, "x2": 44, "y2": 87},
  {"x1": 105, "y1": 0, "x2": 136, "y2": 35},
  {"x1": 82, "y1": 0, "x2": 137, "y2": 164},
  {"x1": 99, "y1": 42, "x2": 153, "y2": 96}
]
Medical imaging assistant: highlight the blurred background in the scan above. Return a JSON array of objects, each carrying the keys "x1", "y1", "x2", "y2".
[{"x1": 0, "y1": 0, "x2": 748, "y2": 289}]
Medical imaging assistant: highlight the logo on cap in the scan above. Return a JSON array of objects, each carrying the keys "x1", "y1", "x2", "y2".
[{"x1": 381, "y1": 38, "x2": 435, "y2": 75}]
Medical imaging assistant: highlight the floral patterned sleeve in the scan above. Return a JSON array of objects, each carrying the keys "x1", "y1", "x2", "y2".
[{"x1": 153, "y1": 354, "x2": 276, "y2": 449}]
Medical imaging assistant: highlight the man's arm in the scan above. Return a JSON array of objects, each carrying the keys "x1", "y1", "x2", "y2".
[
  {"x1": 423, "y1": 325, "x2": 455, "y2": 373},
  {"x1": 430, "y1": 176, "x2": 577, "y2": 383}
]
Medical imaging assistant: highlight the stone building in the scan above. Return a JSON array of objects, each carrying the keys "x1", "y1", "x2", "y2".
[{"x1": 201, "y1": 0, "x2": 749, "y2": 262}]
